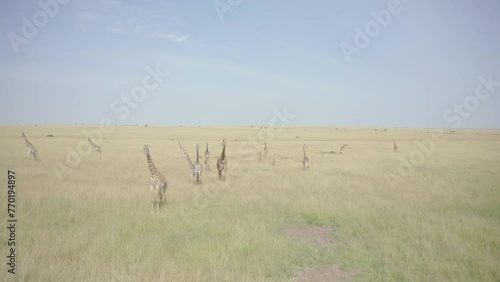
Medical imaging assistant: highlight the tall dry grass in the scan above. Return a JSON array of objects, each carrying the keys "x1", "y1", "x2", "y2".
[{"x1": 0, "y1": 125, "x2": 499, "y2": 281}]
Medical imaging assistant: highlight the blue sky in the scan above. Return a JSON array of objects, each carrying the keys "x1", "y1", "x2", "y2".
[{"x1": 0, "y1": 0, "x2": 499, "y2": 127}]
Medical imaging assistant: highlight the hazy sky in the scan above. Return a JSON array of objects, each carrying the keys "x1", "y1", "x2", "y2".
[{"x1": 1, "y1": 0, "x2": 499, "y2": 127}]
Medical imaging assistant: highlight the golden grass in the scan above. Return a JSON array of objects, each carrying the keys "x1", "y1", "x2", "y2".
[{"x1": 0, "y1": 125, "x2": 499, "y2": 281}]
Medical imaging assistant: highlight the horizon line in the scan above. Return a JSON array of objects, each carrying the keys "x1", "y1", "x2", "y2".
[{"x1": 1, "y1": 123, "x2": 499, "y2": 130}]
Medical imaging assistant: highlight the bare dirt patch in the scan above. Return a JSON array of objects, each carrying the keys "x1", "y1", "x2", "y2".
[
  {"x1": 283, "y1": 225, "x2": 333, "y2": 248},
  {"x1": 293, "y1": 264, "x2": 356, "y2": 282},
  {"x1": 284, "y1": 225, "x2": 358, "y2": 281}
]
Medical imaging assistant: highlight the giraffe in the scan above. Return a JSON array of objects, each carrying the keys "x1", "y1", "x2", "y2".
[
  {"x1": 204, "y1": 142, "x2": 211, "y2": 172},
  {"x1": 142, "y1": 145, "x2": 167, "y2": 213},
  {"x1": 21, "y1": 132, "x2": 38, "y2": 160},
  {"x1": 193, "y1": 144, "x2": 203, "y2": 185},
  {"x1": 217, "y1": 138, "x2": 227, "y2": 182},
  {"x1": 263, "y1": 142, "x2": 269, "y2": 158},
  {"x1": 393, "y1": 139, "x2": 399, "y2": 152},
  {"x1": 88, "y1": 138, "x2": 102, "y2": 156},
  {"x1": 303, "y1": 144, "x2": 310, "y2": 170},
  {"x1": 178, "y1": 142, "x2": 195, "y2": 183},
  {"x1": 339, "y1": 144, "x2": 348, "y2": 154},
  {"x1": 272, "y1": 153, "x2": 279, "y2": 166}
]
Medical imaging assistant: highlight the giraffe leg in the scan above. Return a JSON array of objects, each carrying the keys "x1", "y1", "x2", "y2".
[
  {"x1": 151, "y1": 195, "x2": 155, "y2": 213},
  {"x1": 158, "y1": 192, "x2": 162, "y2": 213},
  {"x1": 220, "y1": 170, "x2": 226, "y2": 183},
  {"x1": 155, "y1": 187, "x2": 164, "y2": 213},
  {"x1": 150, "y1": 187, "x2": 155, "y2": 213},
  {"x1": 162, "y1": 188, "x2": 167, "y2": 206}
]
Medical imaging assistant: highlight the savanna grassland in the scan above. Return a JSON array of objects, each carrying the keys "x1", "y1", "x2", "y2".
[{"x1": 0, "y1": 125, "x2": 499, "y2": 281}]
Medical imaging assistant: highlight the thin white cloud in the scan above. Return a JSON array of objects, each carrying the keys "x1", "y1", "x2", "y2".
[
  {"x1": 75, "y1": 1, "x2": 190, "y2": 43},
  {"x1": 143, "y1": 32, "x2": 190, "y2": 42},
  {"x1": 104, "y1": 23, "x2": 190, "y2": 42}
]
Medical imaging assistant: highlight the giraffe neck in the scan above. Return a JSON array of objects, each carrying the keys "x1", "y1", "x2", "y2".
[
  {"x1": 184, "y1": 151, "x2": 194, "y2": 167},
  {"x1": 196, "y1": 146, "x2": 200, "y2": 163},
  {"x1": 303, "y1": 147, "x2": 306, "y2": 157},
  {"x1": 179, "y1": 143, "x2": 193, "y2": 167},
  {"x1": 206, "y1": 142, "x2": 209, "y2": 152},
  {"x1": 264, "y1": 143, "x2": 267, "y2": 149},
  {"x1": 23, "y1": 136, "x2": 32, "y2": 147},
  {"x1": 146, "y1": 153, "x2": 157, "y2": 175},
  {"x1": 221, "y1": 143, "x2": 226, "y2": 159}
]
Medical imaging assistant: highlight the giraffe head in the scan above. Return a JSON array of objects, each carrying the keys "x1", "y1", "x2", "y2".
[
  {"x1": 221, "y1": 138, "x2": 226, "y2": 147},
  {"x1": 303, "y1": 144, "x2": 308, "y2": 150},
  {"x1": 21, "y1": 132, "x2": 25, "y2": 138},
  {"x1": 196, "y1": 144, "x2": 200, "y2": 150},
  {"x1": 143, "y1": 145, "x2": 150, "y2": 156}
]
